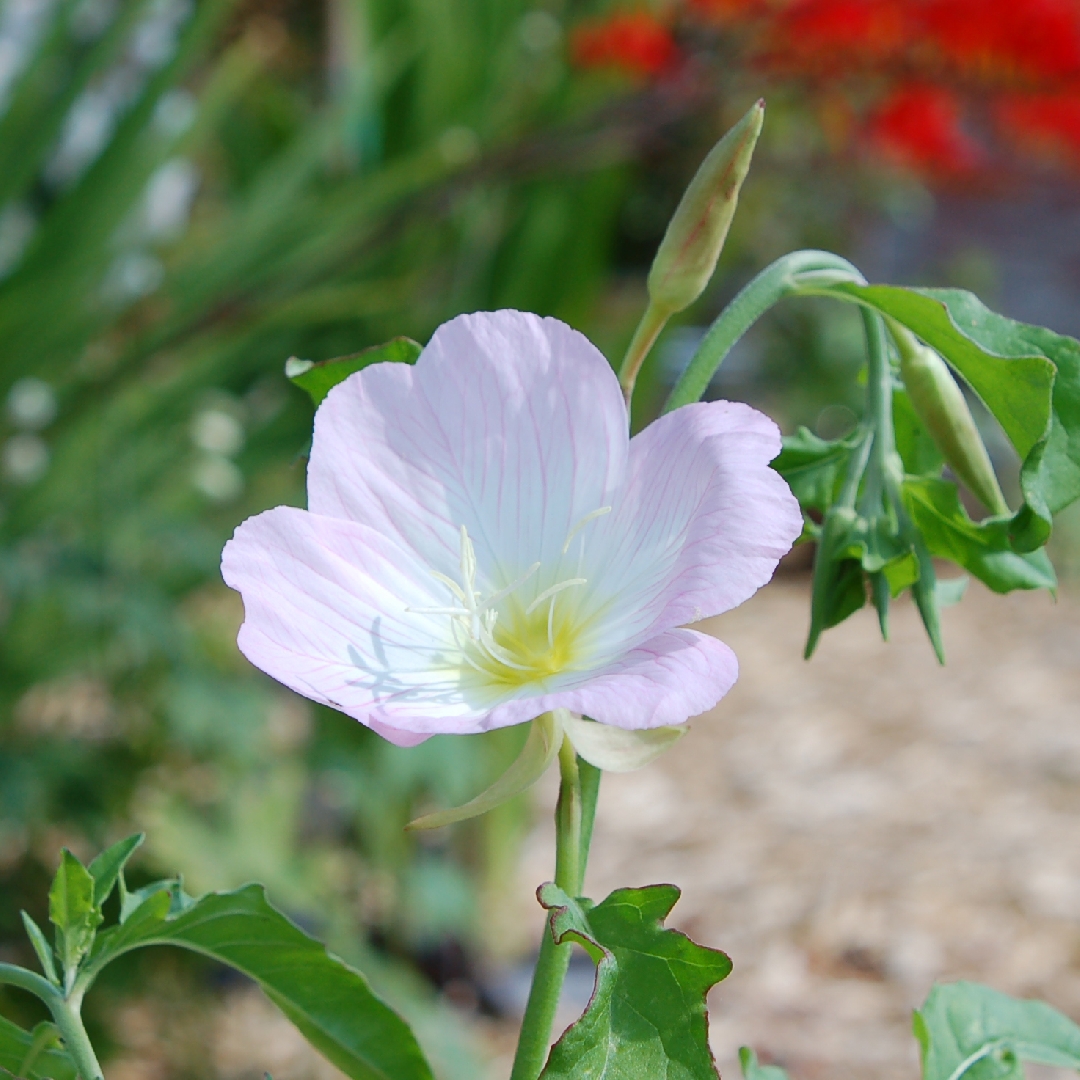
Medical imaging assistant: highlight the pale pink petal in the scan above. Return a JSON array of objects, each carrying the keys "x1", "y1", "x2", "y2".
[
  {"x1": 305, "y1": 311, "x2": 629, "y2": 594},
  {"x1": 471, "y1": 629, "x2": 738, "y2": 731},
  {"x1": 574, "y1": 400, "x2": 802, "y2": 653},
  {"x1": 221, "y1": 507, "x2": 482, "y2": 734}
]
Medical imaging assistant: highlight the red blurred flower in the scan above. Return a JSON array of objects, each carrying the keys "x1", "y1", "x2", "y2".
[
  {"x1": 763, "y1": 0, "x2": 915, "y2": 71},
  {"x1": 686, "y1": 0, "x2": 769, "y2": 23},
  {"x1": 864, "y1": 84, "x2": 983, "y2": 173},
  {"x1": 919, "y1": 0, "x2": 1080, "y2": 81},
  {"x1": 571, "y1": 11, "x2": 682, "y2": 79},
  {"x1": 995, "y1": 91, "x2": 1080, "y2": 159}
]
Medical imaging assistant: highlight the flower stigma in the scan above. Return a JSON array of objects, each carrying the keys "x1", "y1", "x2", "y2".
[{"x1": 409, "y1": 508, "x2": 611, "y2": 691}]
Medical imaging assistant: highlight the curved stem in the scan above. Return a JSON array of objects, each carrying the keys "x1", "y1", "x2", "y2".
[
  {"x1": 509, "y1": 741, "x2": 587, "y2": 1080},
  {"x1": 0, "y1": 965, "x2": 103, "y2": 1080},
  {"x1": 663, "y1": 250, "x2": 865, "y2": 413}
]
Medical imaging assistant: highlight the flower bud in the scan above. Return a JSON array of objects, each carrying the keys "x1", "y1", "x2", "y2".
[
  {"x1": 647, "y1": 99, "x2": 765, "y2": 315},
  {"x1": 890, "y1": 322, "x2": 1009, "y2": 516}
]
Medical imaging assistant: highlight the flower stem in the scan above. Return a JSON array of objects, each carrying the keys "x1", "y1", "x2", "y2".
[
  {"x1": 509, "y1": 740, "x2": 594, "y2": 1080},
  {"x1": 618, "y1": 300, "x2": 671, "y2": 412},
  {"x1": 0, "y1": 965, "x2": 103, "y2": 1080},
  {"x1": 663, "y1": 250, "x2": 865, "y2": 414}
]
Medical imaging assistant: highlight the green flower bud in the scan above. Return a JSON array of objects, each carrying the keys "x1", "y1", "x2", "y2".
[
  {"x1": 647, "y1": 99, "x2": 765, "y2": 316},
  {"x1": 890, "y1": 321, "x2": 1009, "y2": 516}
]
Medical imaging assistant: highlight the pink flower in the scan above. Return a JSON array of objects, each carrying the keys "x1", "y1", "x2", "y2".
[{"x1": 221, "y1": 311, "x2": 800, "y2": 747}]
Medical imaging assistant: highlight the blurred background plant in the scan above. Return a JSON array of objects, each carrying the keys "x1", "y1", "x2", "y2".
[{"x1": 2, "y1": 0, "x2": 1080, "y2": 1077}]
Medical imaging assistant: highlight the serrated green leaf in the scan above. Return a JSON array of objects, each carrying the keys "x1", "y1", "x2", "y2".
[
  {"x1": 88, "y1": 834, "x2": 144, "y2": 910},
  {"x1": 0, "y1": 1016, "x2": 75, "y2": 1080},
  {"x1": 902, "y1": 478, "x2": 1056, "y2": 594},
  {"x1": 288, "y1": 337, "x2": 422, "y2": 406},
  {"x1": 538, "y1": 883, "x2": 732, "y2": 1080},
  {"x1": 48, "y1": 851, "x2": 102, "y2": 979},
  {"x1": 739, "y1": 1047, "x2": 791, "y2": 1080},
  {"x1": 773, "y1": 427, "x2": 856, "y2": 514},
  {"x1": 916, "y1": 981, "x2": 1080, "y2": 1080},
  {"x1": 406, "y1": 711, "x2": 563, "y2": 830},
  {"x1": 20, "y1": 913, "x2": 58, "y2": 986},
  {"x1": 82, "y1": 884, "x2": 433, "y2": 1080}
]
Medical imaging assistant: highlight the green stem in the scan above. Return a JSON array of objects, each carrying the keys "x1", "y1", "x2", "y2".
[
  {"x1": 618, "y1": 300, "x2": 671, "y2": 412},
  {"x1": 663, "y1": 250, "x2": 865, "y2": 413},
  {"x1": 509, "y1": 741, "x2": 587, "y2": 1080},
  {"x1": 0, "y1": 965, "x2": 103, "y2": 1080},
  {"x1": 50, "y1": 997, "x2": 103, "y2": 1080}
]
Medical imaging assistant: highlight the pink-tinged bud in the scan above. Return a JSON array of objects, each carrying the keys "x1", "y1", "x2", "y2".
[
  {"x1": 890, "y1": 322, "x2": 1009, "y2": 516},
  {"x1": 647, "y1": 99, "x2": 765, "y2": 315}
]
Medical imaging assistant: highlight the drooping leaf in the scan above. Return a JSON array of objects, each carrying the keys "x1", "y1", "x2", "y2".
[
  {"x1": 806, "y1": 508, "x2": 869, "y2": 657},
  {"x1": 287, "y1": 337, "x2": 422, "y2": 406},
  {"x1": 824, "y1": 283, "x2": 1080, "y2": 551},
  {"x1": 915, "y1": 981, "x2": 1080, "y2": 1080},
  {"x1": 20, "y1": 913, "x2": 58, "y2": 986},
  {"x1": 47, "y1": 851, "x2": 102, "y2": 979},
  {"x1": 87, "y1": 834, "x2": 144, "y2": 909},
  {"x1": 538, "y1": 883, "x2": 732, "y2": 1080},
  {"x1": 0, "y1": 1016, "x2": 75, "y2": 1080},
  {"x1": 82, "y1": 884, "x2": 433, "y2": 1080},
  {"x1": 560, "y1": 715, "x2": 687, "y2": 773},
  {"x1": 739, "y1": 1047, "x2": 791, "y2": 1080},
  {"x1": 406, "y1": 711, "x2": 563, "y2": 830},
  {"x1": 902, "y1": 478, "x2": 1056, "y2": 594},
  {"x1": 773, "y1": 427, "x2": 857, "y2": 515}
]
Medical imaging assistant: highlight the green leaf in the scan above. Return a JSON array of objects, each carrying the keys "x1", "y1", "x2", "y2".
[
  {"x1": 902, "y1": 478, "x2": 1057, "y2": 594},
  {"x1": 915, "y1": 981, "x2": 1080, "y2": 1080},
  {"x1": 538, "y1": 883, "x2": 732, "y2": 1080},
  {"x1": 823, "y1": 283, "x2": 1080, "y2": 551},
  {"x1": 936, "y1": 575, "x2": 969, "y2": 607},
  {"x1": 48, "y1": 851, "x2": 102, "y2": 979},
  {"x1": 287, "y1": 337, "x2": 422, "y2": 406},
  {"x1": 806, "y1": 508, "x2": 868, "y2": 657},
  {"x1": 0, "y1": 1016, "x2": 75, "y2": 1080},
  {"x1": 20, "y1": 913, "x2": 58, "y2": 986},
  {"x1": 87, "y1": 834, "x2": 144, "y2": 909},
  {"x1": 82, "y1": 884, "x2": 433, "y2": 1080},
  {"x1": 406, "y1": 711, "x2": 563, "y2": 830},
  {"x1": 739, "y1": 1048, "x2": 791, "y2": 1080},
  {"x1": 773, "y1": 427, "x2": 856, "y2": 515}
]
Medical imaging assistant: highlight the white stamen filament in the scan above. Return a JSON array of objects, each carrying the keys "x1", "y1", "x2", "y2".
[
  {"x1": 562, "y1": 505, "x2": 612, "y2": 555},
  {"x1": 525, "y1": 578, "x2": 587, "y2": 616},
  {"x1": 409, "y1": 514, "x2": 607, "y2": 678}
]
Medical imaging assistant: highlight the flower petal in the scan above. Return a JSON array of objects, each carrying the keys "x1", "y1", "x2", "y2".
[
  {"x1": 221, "y1": 506, "x2": 482, "y2": 740},
  {"x1": 578, "y1": 400, "x2": 802, "y2": 652},
  {"x1": 306, "y1": 310, "x2": 629, "y2": 592},
  {"x1": 472, "y1": 628, "x2": 739, "y2": 731}
]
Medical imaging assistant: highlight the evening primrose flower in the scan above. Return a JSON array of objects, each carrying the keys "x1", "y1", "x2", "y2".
[{"x1": 221, "y1": 310, "x2": 801, "y2": 748}]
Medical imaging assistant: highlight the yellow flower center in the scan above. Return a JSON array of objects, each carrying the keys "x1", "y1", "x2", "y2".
[{"x1": 410, "y1": 512, "x2": 610, "y2": 691}]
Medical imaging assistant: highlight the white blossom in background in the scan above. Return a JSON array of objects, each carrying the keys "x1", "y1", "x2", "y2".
[
  {"x1": 6, "y1": 378, "x2": 57, "y2": 430},
  {"x1": 2, "y1": 434, "x2": 49, "y2": 485},
  {"x1": 0, "y1": 204, "x2": 36, "y2": 279},
  {"x1": 143, "y1": 158, "x2": 200, "y2": 240}
]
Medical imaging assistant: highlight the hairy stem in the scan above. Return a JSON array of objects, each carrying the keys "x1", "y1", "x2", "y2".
[
  {"x1": 509, "y1": 741, "x2": 590, "y2": 1080},
  {"x1": 664, "y1": 249, "x2": 864, "y2": 413},
  {"x1": 0, "y1": 965, "x2": 103, "y2": 1080}
]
